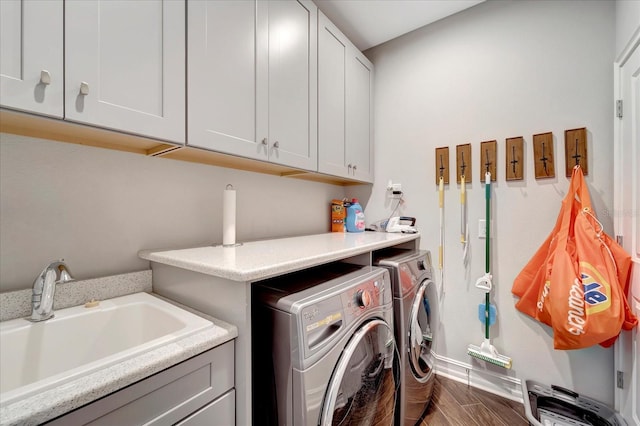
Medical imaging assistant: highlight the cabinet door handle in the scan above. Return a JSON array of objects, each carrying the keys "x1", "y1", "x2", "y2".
[
  {"x1": 353, "y1": 165, "x2": 357, "y2": 172},
  {"x1": 261, "y1": 138, "x2": 268, "y2": 145},
  {"x1": 40, "y1": 70, "x2": 51, "y2": 85},
  {"x1": 273, "y1": 141, "x2": 279, "y2": 148},
  {"x1": 348, "y1": 164, "x2": 352, "y2": 173},
  {"x1": 79, "y1": 82, "x2": 90, "y2": 96}
]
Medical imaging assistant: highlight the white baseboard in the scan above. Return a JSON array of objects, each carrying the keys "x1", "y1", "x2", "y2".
[{"x1": 432, "y1": 351, "x2": 524, "y2": 403}]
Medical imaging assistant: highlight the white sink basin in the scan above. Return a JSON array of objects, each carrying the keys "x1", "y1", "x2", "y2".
[{"x1": 0, "y1": 292, "x2": 214, "y2": 406}]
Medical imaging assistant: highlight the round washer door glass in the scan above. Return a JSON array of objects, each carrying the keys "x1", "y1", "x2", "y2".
[
  {"x1": 408, "y1": 279, "x2": 435, "y2": 381},
  {"x1": 320, "y1": 319, "x2": 399, "y2": 426}
]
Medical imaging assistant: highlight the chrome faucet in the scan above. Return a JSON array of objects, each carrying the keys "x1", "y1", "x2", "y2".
[{"x1": 29, "y1": 260, "x2": 74, "y2": 322}]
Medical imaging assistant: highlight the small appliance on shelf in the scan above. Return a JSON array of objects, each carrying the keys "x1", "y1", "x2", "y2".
[{"x1": 385, "y1": 216, "x2": 417, "y2": 233}]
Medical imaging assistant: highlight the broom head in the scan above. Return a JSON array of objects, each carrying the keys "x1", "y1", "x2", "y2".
[{"x1": 468, "y1": 339, "x2": 512, "y2": 369}]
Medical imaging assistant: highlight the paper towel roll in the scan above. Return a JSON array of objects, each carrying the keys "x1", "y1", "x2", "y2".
[{"x1": 223, "y1": 185, "x2": 236, "y2": 246}]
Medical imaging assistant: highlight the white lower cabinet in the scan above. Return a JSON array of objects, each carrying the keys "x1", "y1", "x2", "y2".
[
  {"x1": 45, "y1": 341, "x2": 235, "y2": 426},
  {"x1": 188, "y1": 0, "x2": 318, "y2": 171},
  {"x1": 176, "y1": 390, "x2": 235, "y2": 426},
  {"x1": 318, "y1": 11, "x2": 373, "y2": 182}
]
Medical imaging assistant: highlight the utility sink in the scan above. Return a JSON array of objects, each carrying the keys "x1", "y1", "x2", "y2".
[{"x1": 0, "y1": 292, "x2": 214, "y2": 406}]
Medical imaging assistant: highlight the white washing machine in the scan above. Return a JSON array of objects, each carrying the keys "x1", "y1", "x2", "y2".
[
  {"x1": 375, "y1": 250, "x2": 437, "y2": 426},
  {"x1": 252, "y1": 263, "x2": 400, "y2": 425}
]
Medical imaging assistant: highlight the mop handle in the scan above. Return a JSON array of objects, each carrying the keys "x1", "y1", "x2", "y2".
[
  {"x1": 438, "y1": 176, "x2": 444, "y2": 270},
  {"x1": 460, "y1": 175, "x2": 466, "y2": 243},
  {"x1": 485, "y1": 172, "x2": 491, "y2": 274},
  {"x1": 484, "y1": 171, "x2": 491, "y2": 338}
]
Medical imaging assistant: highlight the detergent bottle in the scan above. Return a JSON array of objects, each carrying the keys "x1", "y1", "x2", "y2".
[{"x1": 345, "y1": 198, "x2": 365, "y2": 232}]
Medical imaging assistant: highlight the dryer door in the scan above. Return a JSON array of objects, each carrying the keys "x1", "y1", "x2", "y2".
[
  {"x1": 319, "y1": 319, "x2": 399, "y2": 426},
  {"x1": 408, "y1": 279, "x2": 435, "y2": 382}
]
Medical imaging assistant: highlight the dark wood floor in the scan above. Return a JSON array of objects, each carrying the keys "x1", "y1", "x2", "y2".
[{"x1": 419, "y1": 375, "x2": 529, "y2": 425}]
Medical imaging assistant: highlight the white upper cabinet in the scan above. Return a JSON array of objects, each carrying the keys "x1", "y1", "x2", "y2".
[
  {"x1": 65, "y1": 0, "x2": 185, "y2": 143},
  {"x1": 346, "y1": 52, "x2": 373, "y2": 182},
  {"x1": 1, "y1": 0, "x2": 370, "y2": 183},
  {"x1": 317, "y1": 13, "x2": 346, "y2": 178},
  {"x1": 0, "y1": 0, "x2": 63, "y2": 118},
  {"x1": 188, "y1": 0, "x2": 317, "y2": 171},
  {"x1": 265, "y1": 0, "x2": 317, "y2": 171},
  {"x1": 318, "y1": 12, "x2": 373, "y2": 182},
  {"x1": 188, "y1": 1, "x2": 259, "y2": 159}
]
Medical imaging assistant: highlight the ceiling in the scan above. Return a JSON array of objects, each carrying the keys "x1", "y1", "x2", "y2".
[{"x1": 314, "y1": 0, "x2": 484, "y2": 51}]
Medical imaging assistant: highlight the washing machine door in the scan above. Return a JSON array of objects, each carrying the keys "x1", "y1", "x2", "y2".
[
  {"x1": 319, "y1": 319, "x2": 399, "y2": 426},
  {"x1": 408, "y1": 279, "x2": 435, "y2": 382}
]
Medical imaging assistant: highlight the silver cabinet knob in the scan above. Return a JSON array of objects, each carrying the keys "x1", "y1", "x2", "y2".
[
  {"x1": 79, "y1": 82, "x2": 89, "y2": 95},
  {"x1": 273, "y1": 141, "x2": 279, "y2": 148},
  {"x1": 261, "y1": 138, "x2": 268, "y2": 145},
  {"x1": 40, "y1": 70, "x2": 51, "y2": 85},
  {"x1": 353, "y1": 165, "x2": 357, "y2": 172},
  {"x1": 348, "y1": 164, "x2": 352, "y2": 171}
]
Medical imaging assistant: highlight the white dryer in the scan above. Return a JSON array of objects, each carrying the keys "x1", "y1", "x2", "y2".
[
  {"x1": 252, "y1": 263, "x2": 400, "y2": 425},
  {"x1": 375, "y1": 250, "x2": 437, "y2": 426}
]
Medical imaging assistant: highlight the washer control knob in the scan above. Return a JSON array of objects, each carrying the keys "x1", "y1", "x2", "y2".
[
  {"x1": 355, "y1": 289, "x2": 372, "y2": 308},
  {"x1": 417, "y1": 260, "x2": 426, "y2": 270}
]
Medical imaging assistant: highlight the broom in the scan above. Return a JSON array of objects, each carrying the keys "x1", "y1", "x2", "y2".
[{"x1": 467, "y1": 171, "x2": 512, "y2": 369}]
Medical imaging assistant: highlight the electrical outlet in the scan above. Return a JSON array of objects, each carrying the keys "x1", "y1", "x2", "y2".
[
  {"x1": 387, "y1": 181, "x2": 402, "y2": 198},
  {"x1": 478, "y1": 219, "x2": 493, "y2": 238}
]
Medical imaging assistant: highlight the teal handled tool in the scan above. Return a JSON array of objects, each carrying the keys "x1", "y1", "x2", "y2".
[{"x1": 467, "y1": 171, "x2": 512, "y2": 369}]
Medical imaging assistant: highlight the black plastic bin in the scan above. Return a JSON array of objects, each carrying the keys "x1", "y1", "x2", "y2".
[{"x1": 522, "y1": 380, "x2": 627, "y2": 426}]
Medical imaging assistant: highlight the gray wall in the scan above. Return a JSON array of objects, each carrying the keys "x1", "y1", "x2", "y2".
[
  {"x1": 0, "y1": 134, "x2": 347, "y2": 291},
  {"x1": 364, "y1": 0, "x2": 616, "y2": 404}
]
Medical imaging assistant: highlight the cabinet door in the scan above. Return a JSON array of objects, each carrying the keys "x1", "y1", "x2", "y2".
[
  {"x1": 0, "y1": 0, "x2": 63, "y2": 118},
  {"x1": 176, "y1": 390, "x2": 235, "y2": 426},
  {"x1": 266, "y1": 0, "x2": 317, "y2": 171},
  {"x1": 318, "y1": 11, "x2": 373, "y2": 183},
  {"x1": 346, "y1": 50, "x2": 373, "y2": 183},
  {"x1": 318, "y1": 12, "x2": 349, "y2": 178},
  {"x1": 188, "y1": 0, "x2": 267, "y2": 161},
  {"x1": 65, "y1": 0, "x2": 185, "y2": 143}
]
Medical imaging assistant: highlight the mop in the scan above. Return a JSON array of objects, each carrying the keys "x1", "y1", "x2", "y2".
[{"x1": 467, "y1": 171, "x2": 512, "y2": 369}]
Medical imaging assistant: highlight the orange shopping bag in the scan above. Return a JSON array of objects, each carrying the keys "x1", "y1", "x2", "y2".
[{"x1": 513, "y1": 166, "x2": 636, "y2": 349}]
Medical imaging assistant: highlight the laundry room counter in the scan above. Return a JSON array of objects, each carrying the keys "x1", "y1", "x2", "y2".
[
  {"x1": 139, "y1": 231, "x2": 420, "y2": 282},
  {"x1": 139, "y1": 231, "x2": 420, "y2": 426}
]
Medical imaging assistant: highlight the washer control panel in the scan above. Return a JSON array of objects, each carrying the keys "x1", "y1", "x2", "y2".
[
  {"x1": 299, "y1": 268, "x2": 391, "y2": 358},
  {"x1": 341, "y1": 274, "x2": 391, "y2": 318}
]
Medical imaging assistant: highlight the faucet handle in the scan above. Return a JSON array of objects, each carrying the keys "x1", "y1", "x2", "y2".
[{"x1": 54, "y1": 261, "x2": 74, "y2": 284}]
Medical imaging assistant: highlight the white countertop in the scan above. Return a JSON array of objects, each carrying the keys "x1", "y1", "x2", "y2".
[{"x1": 138, "y1": 231, "x2": 420, "y2": 282}]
